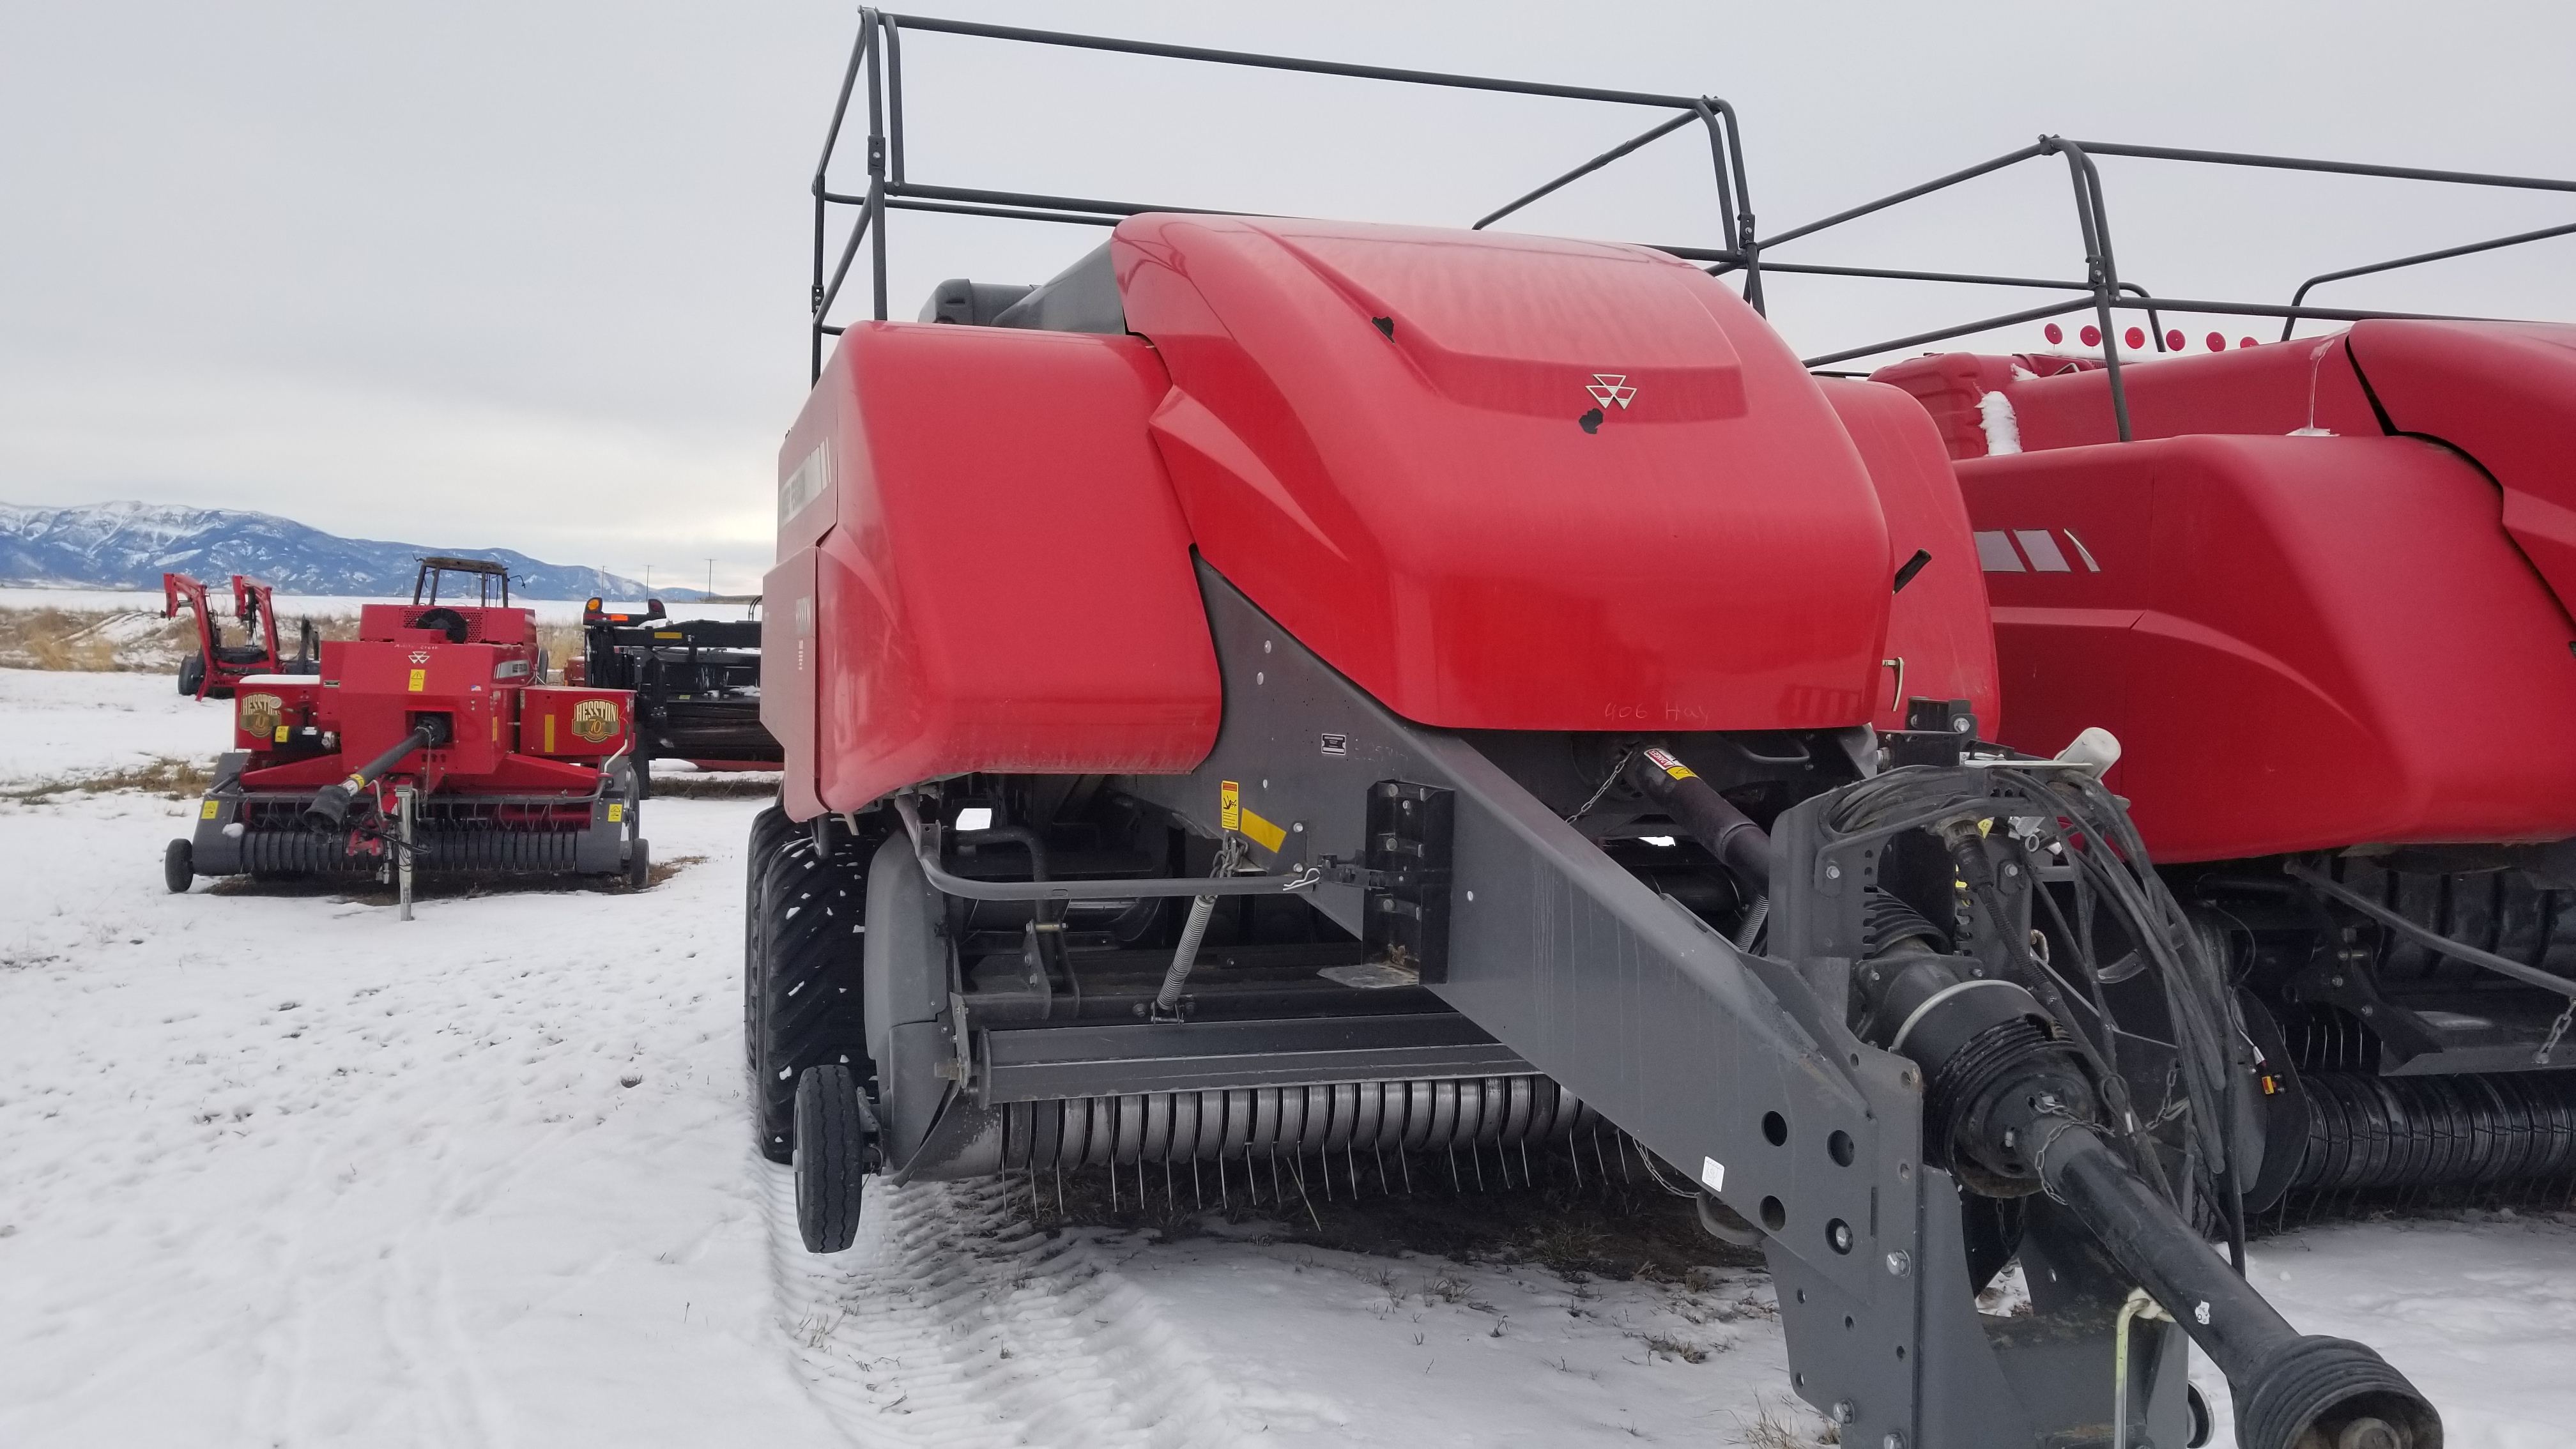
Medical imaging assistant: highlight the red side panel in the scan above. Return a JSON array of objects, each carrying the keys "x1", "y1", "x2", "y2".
[
  {"x1": 1873, "y1": 341, "x2": 2379, "y2": 460},
  {"x1": 1961, "y1": 435, "x2": 2576, "y2": 861},
  {"x1": 760, "y1": 549, "x2": 822, "y2": 820},
  {"x1": 2345, "y1": 319, "x2": 2576, "y2": 617},
  {"x1": 1816, "y1": 379, "x2": 1999, "y2": 733},
  {"x1": 1115, "y1": 215, "x2": 1890, "y2": 732},
  {"x1": 776, "y1": 323, "x2": 1221, "y2": 818}
]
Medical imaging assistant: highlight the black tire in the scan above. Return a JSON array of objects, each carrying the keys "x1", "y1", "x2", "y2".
[
  {"x1": 176, "y1": 652, "x2": 205, "y2": 697},
  {"x1": 794, "y1": 1064, "x2": 874, "y2": 1253},
  {"x1": 749, "y1": 825, "x2": 868, "y2": 1163},
  {"x1": 627, "y1": 838, "x2": 651, "y2": 890},
  {"x1": 163, "y1": 839, "x2": 194, "y2": 894},
  {"x1": 744, "y1": 804, "x2": 799, "y2": 1076}
]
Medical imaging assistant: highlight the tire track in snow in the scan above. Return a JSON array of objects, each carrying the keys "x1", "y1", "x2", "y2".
[{"x1": 763, "y1": 1166, "x2": 1264, "y2": 1447}]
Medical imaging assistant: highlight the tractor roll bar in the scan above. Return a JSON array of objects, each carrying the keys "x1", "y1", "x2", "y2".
[
  {"x1": 809, "y1": 10, "x2": 1759, "y2": 379},
  {"x1": 1729, "y1": 136, "x2": 2576, "y2": 436}
]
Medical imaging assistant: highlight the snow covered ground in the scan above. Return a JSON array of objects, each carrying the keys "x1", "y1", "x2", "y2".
[
  {"x1": 1, "y1": 664, "x2": 2570, "y2": 1446},
  {"x1": 0, "y1": 585, "x2": 762, "y2": 624}
]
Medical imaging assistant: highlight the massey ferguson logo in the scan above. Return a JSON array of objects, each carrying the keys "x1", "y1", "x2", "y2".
[
  {"x1": 408, "y1": 650, "x2": 431, "y2": 664},
  {"x1": 1585, "y1": 374, "x2": 1637, "y2": 410},
  {"x1": 570, "y1": 698, "x2": 620, "y2": 744},
  {"x1": 238, "y1": 693, "x2": 283, "y2": 740}
]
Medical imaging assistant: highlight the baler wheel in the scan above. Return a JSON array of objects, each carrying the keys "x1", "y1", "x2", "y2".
[
  {"x1": 744, "y1": 806, "x2": 799, "y2": 1076},
  {"x1": 794, "y1": 1064, "x2": 874, "y2": 1252},
  {"x1": 627, "y1": 839, "x2": 651, "y2": 890},
  {"x1": 176, "y1": 652, "x2": 204, "y2": 697},
  {"x1": 749, "y1": 827, "x2": 866, "y2": 1163},
  {"x1": 163, "y1": 839, "x2": 193, "y2": 894}
]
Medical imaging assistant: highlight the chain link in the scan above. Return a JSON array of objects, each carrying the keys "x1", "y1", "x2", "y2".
[
  {"x1": 1564, "y1": 745, "x2": 1636, "y2": 824},
  {"x1": 2536, "y1": 996, "x2": 2576, "y2": 1066}
]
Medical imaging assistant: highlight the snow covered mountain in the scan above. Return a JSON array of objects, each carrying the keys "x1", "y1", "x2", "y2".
[{"x1": 0, "y1": 500, "x2": 668, "y2": 601}]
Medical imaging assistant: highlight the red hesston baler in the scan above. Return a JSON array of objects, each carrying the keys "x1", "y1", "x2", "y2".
[
  {"x1": 167, "y1": 557, "x2": 648, "y2": 893},
  {"x1": 162, "y1": 570, "x2": 318, "y2": 699},
  {"x1": 742, "y1": 17, "x2": 2453, "y2": 1449}
]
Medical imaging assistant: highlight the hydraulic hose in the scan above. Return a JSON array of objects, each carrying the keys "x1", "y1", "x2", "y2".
[
  {"x1": 304, "y1": 717, "x2": 450, "y2": 832},
  {"x1": 1624, "y1": 747, "x2": 1770, "y2": 896}
]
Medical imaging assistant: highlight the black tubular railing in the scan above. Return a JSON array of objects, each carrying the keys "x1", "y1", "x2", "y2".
[
  {"x1": 808, "y1": 10, "x2": 1756, "y2": 380},
  {"x1": 1732, "y1": 138, "x2": 2576, "y2": 440},
  {"x1": 809, "y1": 15, "x2": 2576, "y2": 443}
]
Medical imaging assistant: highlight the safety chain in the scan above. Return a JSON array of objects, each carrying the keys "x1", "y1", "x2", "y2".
[
  {"x1": 1564, "y1": 745, "x2": 1637, "y2": 824},
  {"x1": 2536, "y1": 997, "x2": 2576, "y2": 1066}
]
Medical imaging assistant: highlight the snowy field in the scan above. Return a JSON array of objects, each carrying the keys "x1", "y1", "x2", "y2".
[
  {"x1": 0, "y1": 585, "x2": 760, "y2": 625},
  {"x1": 1, "y1": 666, "x2": 2571, "y2": 1447}
]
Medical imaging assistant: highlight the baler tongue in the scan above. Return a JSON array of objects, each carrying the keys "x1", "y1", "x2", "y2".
[{"x1": 303, "y1": 716, "x2": 450, "y2": 832}]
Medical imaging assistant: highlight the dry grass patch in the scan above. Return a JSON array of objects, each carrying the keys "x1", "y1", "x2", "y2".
[
  {"x1": 3, "y1": 756, "x2": 215, "y2": 803},
  {"x1": 645, "y1": 774, "x2": 779, "y2": 800},
  {"x1": 1731, "y1": 1394, "x2": 1837, "y2": 1447},
  {"x1": 0, "y1": 608, "x2": 193, "y2": 671}
]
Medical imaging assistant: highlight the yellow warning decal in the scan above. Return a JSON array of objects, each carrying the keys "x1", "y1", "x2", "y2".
[
  {"x1": 1219, "y1": 780, "x2": 1240, "y2": 832},
  {"x1": 200, "y1": 800, "x2": 219, "y2": 820},
  {"x1": 407, "y1": 668, "x2": 426, "y2": 693},
  {"x1": 1643, "y1": 746, "x2": 1695, "y2": 780},
  {"x1": 273, "y1": 726, "x2": 289, "y2": 743},
  {"x1": 1238, "y1": 808, "x2": 1288, "y2": 854},
  {"x1": 607, "y1": 802, "x2": 624, "y2": 823}
]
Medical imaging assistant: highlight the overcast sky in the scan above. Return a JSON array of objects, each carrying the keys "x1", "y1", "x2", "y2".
[{"x1": 5, "y1": 1, "x2": 2572, "y2": 592}]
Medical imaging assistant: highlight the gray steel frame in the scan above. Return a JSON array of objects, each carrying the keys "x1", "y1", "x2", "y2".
[
  {"x1": 858, "y1": 570, "x2": 2195, "y2": 1443},
  {"x1": 1085, "y1": 561, "x2": 2185, "y2": 1446}
]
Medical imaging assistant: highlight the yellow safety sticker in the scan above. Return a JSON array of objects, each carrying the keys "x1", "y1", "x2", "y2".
[
  {"x1": 408, "y1": 668, "x2": 426, "y2": 692},
  {"x1": 273, "y1": 726, "x2": 289, "y2": 743},
  {"x1": 1238, "y1": 807, "x2": 1288, "y2": 854},
  {"x1": 1219, "y1": 779, "x2": 1240, "y2": 832},
  {"x1": 200, "y1": 800, "x2": 219, "y2": 819},
  {"x1": 607, "y1": 802, "x2": 624, "y2": 823},
  {"x1": 1643, "y1": 746, "x2": 1695, "y2": 780}
]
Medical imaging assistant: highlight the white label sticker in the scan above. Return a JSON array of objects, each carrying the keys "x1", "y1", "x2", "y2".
[
  {"x1": 779, "y1": 442, "x2": 832, "y2": 527},
  {"x1": 1700, "y1": 1156, "x2": 1726, "y2": 1193}
]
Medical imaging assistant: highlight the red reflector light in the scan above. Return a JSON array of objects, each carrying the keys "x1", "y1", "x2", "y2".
[
  {"x1": 2239, "y1": 337, "x2": 2257, "y2": 348},
  {"x1": 2206, "y1": 332, "x2": 2226, "y2": 352},
  {"x1": 2123, "y1": 326, "x2": 2145, "y2": 349},
  {"x1": 2165, "y1": 330, "x2": 2184, "y2": 350},
  {"x1": 2044, "y1": 323, "x2": 2064, "y2": 344},
  {"x1": 2080, "y1": 325, "x2": 2101, "y2": 346}
]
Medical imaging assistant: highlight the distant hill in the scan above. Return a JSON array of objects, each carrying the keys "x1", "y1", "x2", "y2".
[{"x1": 0, "y1": 501, "x2": 683, "y2": 601}]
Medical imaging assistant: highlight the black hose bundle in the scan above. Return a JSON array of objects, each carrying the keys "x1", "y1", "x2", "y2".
[
  {"x1": 1823, "y1": 763, "x2": 2251, "y2": 1251},
  {"x1": 1830, "y1": 762, "x2": 2439, "y2": 1449}
]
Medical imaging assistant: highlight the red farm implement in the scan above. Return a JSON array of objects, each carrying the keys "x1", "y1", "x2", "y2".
[
  {"x1": 167, "y1": 557, "x2": 648, "y2": 896},
  {"x1": 716, "y1": 15, "x2": 2545, "y2": 1449},
  {"x1": 162, "y1": 570, "x2": 316, "y2": 699}
]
